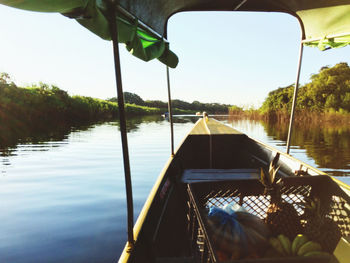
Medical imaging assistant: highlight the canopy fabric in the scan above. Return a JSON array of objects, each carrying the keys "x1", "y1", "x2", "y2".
[
  {"x1": 0, "y1": 0, "x2": 178, "y2": 68},
  {"x1": 297, "y1": 4, "x2": 350, "y2": 50},
  {"x1": 1, "y1": 0, "x2": 350, "y2": 67},
  {"x1": 118, "y1": 0, "x2": 350, "y2": 50}
]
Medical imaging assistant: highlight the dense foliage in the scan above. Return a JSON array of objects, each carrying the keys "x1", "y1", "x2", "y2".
[
  {"x1": 260, "y1": 63, "x2": 350, "y2": 114},
  {"x1": 0, "y1": 80, "x2": 161, "y2": 129},
  {"x1": 108, "y1": 92, "x2": 145, "y2": 106}
]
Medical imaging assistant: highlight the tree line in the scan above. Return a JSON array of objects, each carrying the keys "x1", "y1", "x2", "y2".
[
  {"x1": 0, "y1": 74, "x2": 165, "y2": 145},
  {"x1": 260, "y1": 62, "x2": 350, "y2": 114},
  {"x1": 108, "y1": 92, "x2": 231, "y2": 114},
  {"x1": 0, "y1": 72, "x2": 232, "y2": 140}
]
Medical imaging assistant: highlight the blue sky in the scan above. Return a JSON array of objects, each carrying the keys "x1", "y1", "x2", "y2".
[{"x1": 1, "y1": 5, "x2": 350, "y2": 108}]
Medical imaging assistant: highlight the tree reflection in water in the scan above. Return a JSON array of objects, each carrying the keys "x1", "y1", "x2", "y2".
[
  {"x1": 5, "y1": 114, "x2": 349, "y2": 176},
  {"x1": 261, "y1": 120, "x2": 350, "y2": 176},
  {"x1": 0, "y1": 115, "x2": 199, "y2": 157}
]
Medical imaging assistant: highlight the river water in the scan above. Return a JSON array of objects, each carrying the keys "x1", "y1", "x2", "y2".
[{"x1": 0, "y1": 115, "x2": 349, "y2": 262}]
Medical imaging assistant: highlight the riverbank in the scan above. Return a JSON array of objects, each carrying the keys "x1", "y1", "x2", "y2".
[
  {"x1": 228, "y1": 63, "x2": 350, "y2": 124},
  {"x1": 0, "y1": 79, "x2": 225, "y2": 126},
  {"x1": 228, "y1": 109, "x2": 350, "y2": 125},
  {"x1": 0, "y1": 82, "x2": 164, "y2": 123},
  {"x1": 0, "y1": 83, "x2": 190, "y2": 147}
]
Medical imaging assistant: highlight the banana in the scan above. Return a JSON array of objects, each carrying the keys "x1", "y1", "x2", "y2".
[
  {"x1": 297, "y1": 241, "x2": 322, "y2": 256},
  {"x1": 277, "y1": 234, "x2": 292, "y2": 256},
  {"x1": 304, "y1": 251, "x2": 331, "y2": 258},
  {"x1": 292, "y1": 234, "x2": 309, "y2": 255},
  {"x1": 269, "y1": 237, "x2": 285, "y2": 255}
]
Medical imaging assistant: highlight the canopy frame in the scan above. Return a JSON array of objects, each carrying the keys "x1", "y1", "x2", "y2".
[
  {"x1": 108, "y1": 0, "x2": 134, "y2": 248},
  {"x1": 302, "y1": 32, "x2": 350, "y2": 44},
  {"x1": 116, "y1": 5, "x2": 167, "y2": 42},
  {"x1": 286, "y1": 39, "x2": 304, "y2": 155},
  {"x1": 166, "y1": 66, "x2": 175, "y2": 156}
]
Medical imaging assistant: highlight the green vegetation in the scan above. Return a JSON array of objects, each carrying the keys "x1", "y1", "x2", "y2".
[
  {"x1": 0, "y1": 73, "x2": 233, "y2": 147},
  {"x1": 0, "y1": 75, "x2": 163, "y2": 147},
  {"x1": 228, "y1": 105, "x2": 244, "y2": 114},
  {"x1": 0, "y1": 72, "x2": 232, "y2": 129},
  {"x1": 259, "y1": 63, "x2": 350, "y2": 119},
  {"x1": 108, "y1": 92, "x2": 231, "y2": 114},
  {"x1": 0, "y1": 80, "x2": 162, "y2": 125},
  {"x1": 228, "y1": 63, "x2": 350, "y2": 123}
]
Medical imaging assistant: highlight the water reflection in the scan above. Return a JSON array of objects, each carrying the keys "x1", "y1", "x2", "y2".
[
  {"x1": 99, "y1": 115, "x2": 198, "y2": 134},
  {"x1": 261, "y1": 119, "x2": 350, "y2": 176},
  {"x1": 0, "y1": 121, "x2": 94, "y2": 155},
  {"x1": 223, "y1": 116, "x2": 350, "y2": 176},
  {"x1": 0, "y1": 114, "x2": 194, "y2": 263},
  {"x1": 125, "y1": 115, "x2": 163, "y2": 132},
  {"x1": 172, "y1": 116, "x2": 199, "y2": 123},
  {"x1": 0, "y1": 114, "x2": 349, "y2": 263},
  {"x1": 2, "y1": 114, "x2": 350, "y2": 176},
  {"x1": 0, "y1": 114, "x2": 198, "y2": 168},
  {"x1": 0, "y1": 116, "x2": 163, "y2": 156}
]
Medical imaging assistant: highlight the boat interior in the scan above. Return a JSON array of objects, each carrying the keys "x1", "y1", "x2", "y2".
[{"x1": 121, "y1": 118, "x2": 350, "y2": 263}]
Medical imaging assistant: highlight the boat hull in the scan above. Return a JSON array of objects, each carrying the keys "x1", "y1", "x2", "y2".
[{"x1": 120, "y1": 118, "x2": 350, "y2": 262}]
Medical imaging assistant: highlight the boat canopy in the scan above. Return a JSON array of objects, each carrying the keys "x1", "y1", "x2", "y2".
[{"x1": 1, "y1": 0, "x2": 350, "y2": 66}]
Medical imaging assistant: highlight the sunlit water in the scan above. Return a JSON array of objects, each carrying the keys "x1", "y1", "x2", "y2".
[{"x1": 0, "y1": 116, "x2": 349, "y2": 262}]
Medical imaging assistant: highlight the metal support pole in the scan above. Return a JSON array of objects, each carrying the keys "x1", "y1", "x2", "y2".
[
  {"x1": 166, "y1": 66, "x2": 175, "y2": 156},
  {"x1": 286, "y1": 41, "x2": 304, "y2": 154},
  {"x1": 108, "y1": 2, "x2": 134, "y2": 247}
]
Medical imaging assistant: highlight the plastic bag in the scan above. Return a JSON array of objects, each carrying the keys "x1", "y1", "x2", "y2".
[
  {"x1": 207, "y1": 205, "x2": 270, "y2": 260},
  {"x1": 223, "y1": 203, "x2": 248, "y2": 214},
  {"x1": 235, "y1": 211, "x2": 271, "y2": 256},
  {"x1": 207, "y1": 206, "x2": 248, "y2": 260}
]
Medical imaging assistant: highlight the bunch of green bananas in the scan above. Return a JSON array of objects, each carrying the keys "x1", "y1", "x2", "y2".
[{"x1": 268, "y1": 234, "x2": 331, "y2": 258}]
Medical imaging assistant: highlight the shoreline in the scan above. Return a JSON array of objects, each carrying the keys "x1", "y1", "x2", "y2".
[{"x1": 228, "y1": 110, "x2": 350, "y2": 124}]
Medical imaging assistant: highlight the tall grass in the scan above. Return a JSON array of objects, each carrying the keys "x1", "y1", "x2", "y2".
[
  {"x1": 0, "y1": 83, "x2": 165, "y2": 147},
  {"x1": 0, "y1": 83, "x2": 163, "y2": 124},
  {"x1": 228, "y1": 108, "x2": 350, "y2": 125}
]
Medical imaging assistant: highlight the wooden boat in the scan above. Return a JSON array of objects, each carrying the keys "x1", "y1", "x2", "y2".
[
  {"x1": 120, "y1": 117, "x2": 350, "y2": 262},
  {"x1": 1, "y1": 1, "x2": 350, "y2": 262}
]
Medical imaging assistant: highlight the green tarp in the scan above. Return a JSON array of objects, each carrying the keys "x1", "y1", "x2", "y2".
[
  {"x1": 297, "y1": 5, "x2": 350, "y2": 50},
  {"x1": 0, "y1": 0, "x2": 178, "y2": 68},
  {"x1": 116, "y1": 0, "x2": 350, "y2": 52}
]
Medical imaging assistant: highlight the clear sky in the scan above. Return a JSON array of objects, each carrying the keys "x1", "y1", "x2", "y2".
[{"x1": 1, "y1": 5, "x2": 350, "y2": 108}]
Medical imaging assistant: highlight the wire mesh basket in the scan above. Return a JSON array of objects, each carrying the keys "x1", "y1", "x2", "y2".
[{"x1": 186, "y1": 175, "x2": 350, "y2": 263}]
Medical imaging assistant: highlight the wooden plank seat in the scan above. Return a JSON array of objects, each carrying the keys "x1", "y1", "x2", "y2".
[{"x1": 181, "y1": 169, "x2": 259, "y2": 183}]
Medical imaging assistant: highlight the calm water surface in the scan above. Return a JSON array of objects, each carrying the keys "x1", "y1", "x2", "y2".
[{"x1": 1, "y1": 115, "x2": 349, "y2": 262}]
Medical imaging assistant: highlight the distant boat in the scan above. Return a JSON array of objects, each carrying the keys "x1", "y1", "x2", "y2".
[{"x1": 161, "y1": 112, "x2": 169, "y2": 118}]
